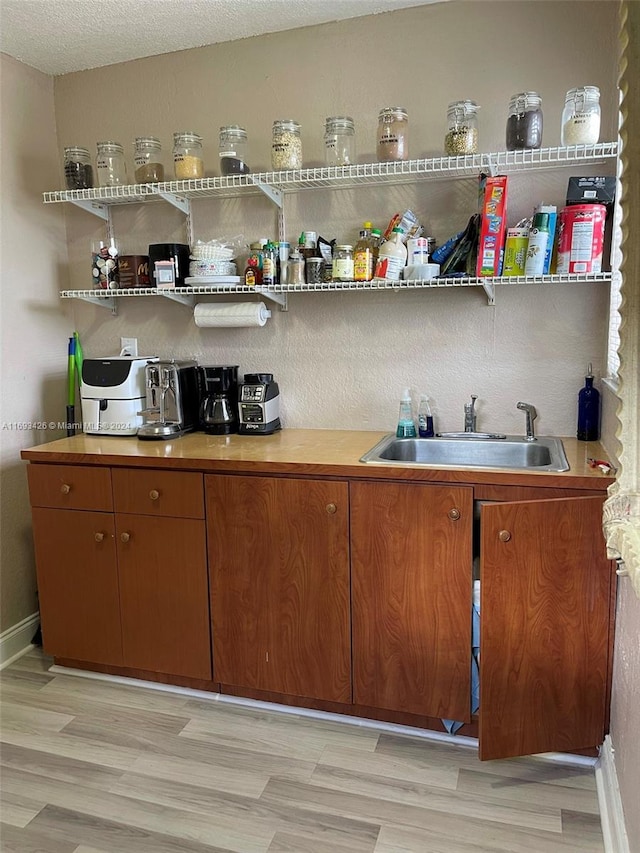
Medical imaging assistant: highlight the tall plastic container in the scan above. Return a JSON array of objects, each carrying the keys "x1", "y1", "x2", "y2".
[
  {"x1": 396, "y1": 389, "x2": 416, "y2": 438},
  {"x1": 374, "y1": 227, "x2": 407, "y2": 281},
  {"x1": 577, "y1": 363, "x2": 600, "y2": 441}
]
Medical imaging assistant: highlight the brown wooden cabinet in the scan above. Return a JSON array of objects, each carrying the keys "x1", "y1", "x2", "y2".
[
  {"x1": 206, "y1": 474, "x2": 351, "y2": 703},
  {"x1": 351, "y1": 481, "x2": 473, "y2": 721}
]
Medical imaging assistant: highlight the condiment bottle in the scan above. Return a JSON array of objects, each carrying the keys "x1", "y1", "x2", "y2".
[
  {"x1": 244, "y1": 242, "x2": 263, "y2": 287},
  {"x1": 374, "y1": 227, "x2": 407, "y2": 280},
  {"x1": 133, "y1": 136, "x2": 164, "y2": 183},
  {"x1": 219, "y1": 125, "x2": 250, "y2": 176},
  {"x1": 173, "y1": 131, "x2": 204, "y2": 180},
  {"x1": 561, "y1": 86, "x2": 601, "y2": 146},
  {"x1": 377, "y1": 107, "x2": 409, "y2": 162},
  {"x1": 506, "y1": 92, "x2": 543, "y2": 150},
  {"x1": 64, "y1": 146, "x2": 93, "y2": 190},
  {"x1": 353, "y1": 222, "x2": 375, "y2": 282},
  {"x1": 96, "y1": 141, "x2": 127, "y2": 187},
  {"x1": 444, "y1": 101, "x2": 480, "y2": 155},
  {"x1": 272, "y1": 120, "x2": 302, "y2": 170},
  {"x1": 324, "y1": 116, "x2": 356, "y2": 166},
  {"x1": 332, "y1": 245, "x2": 354, "y2": 281},
  {"x1": 262, "y1": 242, "x2": 278, "y2": 286}
]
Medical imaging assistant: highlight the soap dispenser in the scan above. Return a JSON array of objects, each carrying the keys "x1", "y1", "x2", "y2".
[
  {"x1": 577, "y1": 363, "x2": 600, "y2": 441},
  {"x1": 396, "y1": 388, "x2": 417, "y2": 438},
  {"x1": 418, "y1": 394, "x2": 435, "y2": 437}
]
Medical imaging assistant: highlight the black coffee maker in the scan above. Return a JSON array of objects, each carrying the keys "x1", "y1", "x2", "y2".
[{"x1": 199, "y1": 365, "x2": 239, "y2": 434}]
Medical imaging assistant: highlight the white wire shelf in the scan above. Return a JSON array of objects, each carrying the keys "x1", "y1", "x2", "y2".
[{"x1": 44, "y1": 142, "x2": 618, "y2": 205}]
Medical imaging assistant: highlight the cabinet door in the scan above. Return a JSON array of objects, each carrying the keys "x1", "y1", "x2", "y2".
[
  {"x1": 31, "y1": 508, "x2": 122, "y2": 666},
  {"x1": 207, "y1": 475, "x2": 351, "y2": 703},
  {"x1": 480, "y1": 495, "x2": 614, "y2": 760},
  {"x1": 116, "y1": 514, "x2": 211, "y2": 680},
  {"x1": 351, "y1": 482, "x2": 473, "y2": 721}
]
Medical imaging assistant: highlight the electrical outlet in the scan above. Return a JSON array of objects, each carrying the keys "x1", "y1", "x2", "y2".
[{"x1": 120, "y1": 337, "x2": 138, "y2": 357}]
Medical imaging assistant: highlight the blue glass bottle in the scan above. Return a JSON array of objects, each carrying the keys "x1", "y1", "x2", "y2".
[{"x1": 577, "y1": 363, "x2": 600, "y2": 441}]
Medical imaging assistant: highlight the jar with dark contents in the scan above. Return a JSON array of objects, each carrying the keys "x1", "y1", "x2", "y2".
[
  {"x1": 219, "y1": 125, "x2": 250, "y2": 176},
  {"x1": 506, "y1": 92, "x2": 543, "y2": 150},
  {"x1": 444, "y1": 101, "x2": 479, "y2": 155},
  {"x1": 64, "y1": 146, "x2": 93, "y2": 190}
]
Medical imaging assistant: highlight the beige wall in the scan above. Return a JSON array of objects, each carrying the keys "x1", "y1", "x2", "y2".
[
  {"x1": 0, "y1": 54, "x2": 70, "y2": 633},
  {"x1": 53, "y1": 1, "x2": 618, "y2": 438}
]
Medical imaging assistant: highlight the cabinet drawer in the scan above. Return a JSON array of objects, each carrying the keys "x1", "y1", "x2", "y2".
[
  {"x1": 27, "y1": 464, "x2": 113, "y2": 511},
  {"x1": 112, "y1": 468, "x2": 204, "y2": 518}
]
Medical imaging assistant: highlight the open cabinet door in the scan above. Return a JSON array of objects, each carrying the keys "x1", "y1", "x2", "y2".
[{"x1": 480, "y1": 495, "x2": 614, "y2": 761}]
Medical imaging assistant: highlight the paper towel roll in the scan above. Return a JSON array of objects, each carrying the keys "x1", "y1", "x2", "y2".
[{"x1": 194, "y1": 302, "x2": 271, "y2": 328}]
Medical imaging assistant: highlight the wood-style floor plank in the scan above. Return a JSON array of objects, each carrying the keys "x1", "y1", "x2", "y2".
[{"x1": 0, "y1": 649, "x2": 605, "y2": 853}]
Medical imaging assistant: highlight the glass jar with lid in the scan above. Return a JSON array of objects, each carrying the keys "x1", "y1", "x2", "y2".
[
  {"x1": 561, "y1": 86, "x2": 601, "y2": 146},
  {"x1": 332, "y1": 245, "x2": 354, "y2": 281},
  {"x1": 506, "y1": 92, "x2": 543, "y2": 150},
  {"x1": 444, "y1": 101, "x2": 480, "y2": 155},
  {"x1": 173, "y1": 131, "x2": 204, "y2": 180},
  {"x1": 64, "y1": 146, "x2": 94, "y2": 190},
  {"x1": 272, "y1": 120, "x2": 302, "y2": 170},
  {"x1": 376, "y1": 108, "x2": 408, "y2": 162},
  {"x1": 324, "y1": 116, "x2": 356, "y2": 167},
  {"x1": 96, "y1": 141, "x2": 127, "y2": 187},
  {"x1": 219, "y1": 126, "x2": 250, "y2": 176},
  {"x1": 133, "y1": 136, "x2": 164, "y2": 183}
]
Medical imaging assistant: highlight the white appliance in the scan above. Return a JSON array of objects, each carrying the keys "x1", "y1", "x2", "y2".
[{"x1": 81, "y1": 356, "x2": 157, "y2": 435}]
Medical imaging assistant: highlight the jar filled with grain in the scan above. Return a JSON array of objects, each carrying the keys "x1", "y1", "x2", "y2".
[
  {"x1": 64, "y1": 146, "x2": 94, "y2": 190},
  {"x1": 173, "y1": 131, "x2": 204, "y2": 180},
  {"x1": 561, "y1": 86, "x2": 600, "y2": 146},
  {"x1": 96, "y1": 141, "x2": 127, "y2": 187},
  {"x1": 376, "y1": 108, "x2": 409, "y2": 162},
  {"x1": 133, "y1": 137, "x2": 164, "y2": 183},
  {"x1": 444, "y1": 101, "x2": 480, "y2": 156},
  {"x1": 271, "y1": 120, "x2": 302, "y2": 170},
  {"x1": 219, "y1": 125, "x2": 250, "y2": 175},
  {"x1": 324, "y1": 116, "x2": 356, "y2": 166}
]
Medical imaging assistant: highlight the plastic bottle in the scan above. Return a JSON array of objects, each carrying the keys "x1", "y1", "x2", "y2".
[
  {"x1": 353, "y1": 221, "x2": 375, "y2": 282},
  {"x1": 577, "y1": 363, "x2": 600, "y2": 441},
  {"x1": 396, "y1": 388, "x2": 417, "y2": 438},
  {"x1": 418, "y1": 395, "x2": 435, "y2": 437},
  {"x1": 523, "y1": 211, "x2": 550, "y2": 276},
  {"x1": 375, "y1": 227, "x2": 407, "y2": 281}
]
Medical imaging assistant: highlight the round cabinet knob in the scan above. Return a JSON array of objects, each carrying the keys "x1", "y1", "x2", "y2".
[
  {"x1": 326, "y1": 503, "x2": 337, "y2": 515},
  {"x1": 94, "y1": 532, "x2": 104, "y2": 542},
  {"x1": 120, "y1": 532, "x2": 131, "y2": 543},
  {"x1": 60, "y1": 484, "x2": 71, "y2": 494},
  {"x1": 149, "y1": 489, "x2": 160, "y2": 501},
  {"x1": 448, "y1": 508, "x2": 461, "y2": 521},
  {"x1": 499, "y1": 529, "x2": 512, "y2": 542}
]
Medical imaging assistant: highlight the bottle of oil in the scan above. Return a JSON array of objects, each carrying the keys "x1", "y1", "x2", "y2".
[
  {"x1": 577, "y1": 363, "x2": 600, "y2": 441},
  {"x1": 353, "y1": 221, "x2": 375, "y2": 282}
]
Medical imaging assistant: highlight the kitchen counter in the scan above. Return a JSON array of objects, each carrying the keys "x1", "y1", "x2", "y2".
[{"x1": 21, "y1": 429, "x2": 615, "y2": 491}]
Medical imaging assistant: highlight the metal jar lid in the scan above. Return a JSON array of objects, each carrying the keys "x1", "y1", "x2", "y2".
[
  {"x1": 273, "y1": 119, "x2": 301, "y2": 133},
  {"x1": 378, "y1": 107, "x2": 408, "y2": 122},
  {"x1": 134, "y1": 136, "x2": 162, "y2": 150},
  {"x1": 96, "y1": 141, "x2": 124, "y2": 153},
  {"x1": 325, "y1": 116, "x2": 355, "y2": 132}
]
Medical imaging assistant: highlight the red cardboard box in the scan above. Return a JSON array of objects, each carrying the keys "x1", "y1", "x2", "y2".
[{"x1": 476, "y1": 175, "x2": 508, "y2": 277}]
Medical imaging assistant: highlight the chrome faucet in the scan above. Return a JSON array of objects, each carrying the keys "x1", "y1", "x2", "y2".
[
  {"x1": 517, "y1": 401, "x2": 537, "y2": 441},
  {"x1": 464, "y1": 395, "x2": 478, "y2": 432}
]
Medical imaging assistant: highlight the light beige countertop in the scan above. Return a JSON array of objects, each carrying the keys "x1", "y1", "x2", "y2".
[{"x1": 21, "y1": 429, "x2": 615, "y2": 491}]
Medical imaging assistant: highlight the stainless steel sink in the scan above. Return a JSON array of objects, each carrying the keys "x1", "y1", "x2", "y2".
[{"x1": 360, "y1": 435, "x2": 570, "y2": 472}]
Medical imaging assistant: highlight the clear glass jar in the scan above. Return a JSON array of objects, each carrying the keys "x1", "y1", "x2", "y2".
[
  {"x1": 376, "y1": 107, "x2": 408, "y2": 162},
  {"x1": 173, "y1": 131, "x2": 204, "y2": 179},
  {"x1": 219, "y1": 125, "x2": 250, "y2": 176},
  {"x1": 506, "y1": 92, "x2": 543, "y2": 150},
  {"x1": 64, "y1": 146, "x2": 93, "y2": 190},
  {"x1": 324, "y1": 116, "x2": 356, "y2": 167},
  {"x1": 96, "y1": 141, "x2": 126, "y2": 187},
  {"x1": 332, "y1": 245, "x2": 354, "y2": 281},
  {"x1": 272, "y1": 119, "x2": 302, "y2": 170},
  {"x1": 444, "y1": 101, "x2": 480, "y2": 155},
  {"x1": 561, "y1": 86, "x2": 601, "y2": 146},
  {"x1": 133, "y1": 136, "x2": 164, "y2": 183}
]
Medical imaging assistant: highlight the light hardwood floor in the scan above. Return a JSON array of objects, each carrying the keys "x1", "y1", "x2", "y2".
[{"x1": 0, "y1": 649, "x2": 604, "y2": 852}]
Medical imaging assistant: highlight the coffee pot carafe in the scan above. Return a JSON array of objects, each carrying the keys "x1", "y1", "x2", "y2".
[{"x1": 199, "y1": 365, "x2": 239, "y2": 435}]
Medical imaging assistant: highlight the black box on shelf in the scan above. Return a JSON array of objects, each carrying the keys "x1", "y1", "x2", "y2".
[{"x1": 566, "y1": 176, "x2": 616, "y2": 207}]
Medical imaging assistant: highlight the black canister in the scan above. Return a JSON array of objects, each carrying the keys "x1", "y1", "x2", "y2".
[{"x1": 148, "y1": 243, "x2": 191, "y2": 287}]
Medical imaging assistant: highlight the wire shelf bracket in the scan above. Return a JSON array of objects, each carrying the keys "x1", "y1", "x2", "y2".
[
  {"x1": 256, "y1": 288, "x2": 288, "y2": 310},
  {"x1": 69, "y1": 199, "x2": 110, "y2": 220},
  {"x1": 249, "y1": 178, "x2": 284, "y2": 208},
  {"x1": 156, "y1": 191, "x2": 191, "y2": 215},
  {"x1": 156, "y1": 290, "x2": 195, "y2": 307},
  {"x1": 480, "y1": 279, "x2": 496, "y2": 305}
]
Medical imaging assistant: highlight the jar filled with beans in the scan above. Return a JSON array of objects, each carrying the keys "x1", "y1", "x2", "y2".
[
  {"x1": 173, "y1": 131, "x2": 204, "y2": 180},
  {"x1": 271, "y1": 119, "x2": 302, "y2": 170},
  {"x1": 64, "y1": 146, "x2": 94, "y2": 190},
  {"x1": 444, "y1": 100, "x2": 480, "y2": 155}
]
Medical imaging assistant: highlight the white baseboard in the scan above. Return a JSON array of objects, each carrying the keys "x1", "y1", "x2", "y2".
[
  {"x1": 0, "y1": 613, "x2": 39, "y2": 670},
  {"x1": 596, "y1": 735, "x2": 630, "y2": 853}
]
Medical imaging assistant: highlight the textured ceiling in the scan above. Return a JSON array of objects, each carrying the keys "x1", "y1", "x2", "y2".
[{"x1": 0, "y1": 0, "x2": 444, "y2": 76}]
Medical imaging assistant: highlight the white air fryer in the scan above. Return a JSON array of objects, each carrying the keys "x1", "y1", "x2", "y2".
[{"x1": 81, "y1": 356, "x2": 157, "y2": 435}]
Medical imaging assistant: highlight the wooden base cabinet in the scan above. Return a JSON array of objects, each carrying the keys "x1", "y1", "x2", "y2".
[
  {"x1": 351, "y1": 481, "x2": 474, "y2": 722},
  {"x1": 206, "y1": 474, "x2": 351, "y2": 703},
  {"x1": 480, "y1": 495, "x2": 614, "y2": 760}
]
